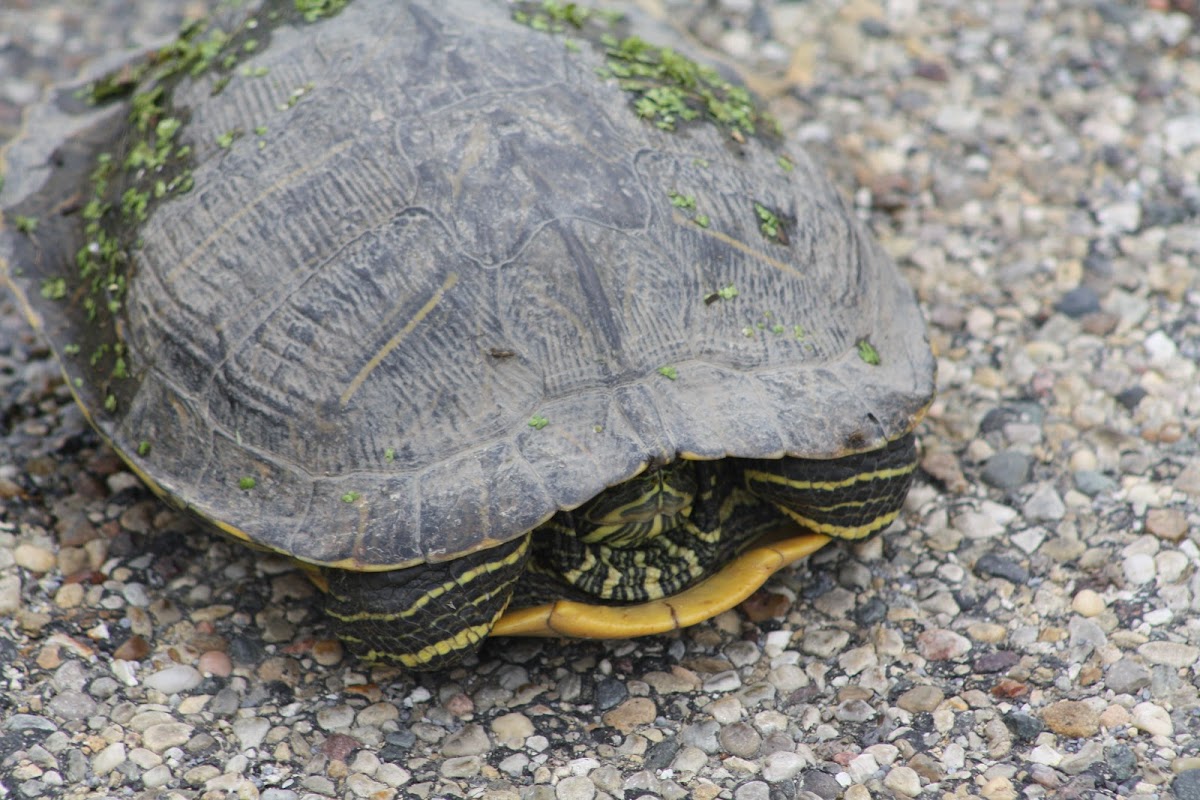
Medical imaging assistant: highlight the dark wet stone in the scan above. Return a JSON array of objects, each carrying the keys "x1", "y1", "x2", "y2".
[
  {"x1": 1106, "y1": 744, "x2": 1137, "y2": 782},
  {"x1": 594, "y1": 677, "x2": 627, "y2": 711},
  {"x1": 1056, "y1": 286, "x2": 1101, "y2": 318},
  {"x1": 226, "y1": 635, "x2": 265, "y2": 664},
  {"x1": 974, "y1": 552, "x2": 1029, "y2": 584},
  {"x1": 1116, "y1": 386, "x2": 1147, "y2": 411},
  {"x1": 644, "y1": 738, "x2": 679, "y2": 770},
  {"x1": 1003, "y1": 711, "x2": 1043, "y2": 742},
  {"x1": 981, "y1": 451, "x2": 1031, "y2": 489},
  {"x1": 973, "y1": 650, "x2": 1020, "y2": 674},
  {"x1": 803, "y1": 770, "x2": 844, "y2": 800},
  {"x1": 854, "y1": 596, "x2": 887, "y2": 626}
]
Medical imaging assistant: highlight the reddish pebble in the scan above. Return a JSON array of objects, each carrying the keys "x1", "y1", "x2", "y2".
[
  {"x1": 320, "y1": 732, "x2": 360, "y2": 761},
  {"x1": 198, "y1": 650, "x2": 233, "y2": 678},
  {"x1": 990, "y1": 678, "x2": 1029, "y2": 698},
  {"x1": 445, "y1": 692, "x2": 475, "y2": 717}
]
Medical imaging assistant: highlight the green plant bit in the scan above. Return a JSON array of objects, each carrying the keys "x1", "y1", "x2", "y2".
[
  {"x1": 341, "y1": 491, "x2": 361, "y2": 503},
  {"x1": 239, "y1": 476, "x2": 256, "y2": 490},
  {"x1": 657, "y1": 365, "x2": 678, "y2": 380},
  {"x1": 528, "y1": 414, "x2": 550, "y2": 430},
  {"x1": 668, "y1": 191, "x2": 696, "y2": 211},
  {"x1": 14, "y1": 215, "x2": 38, "y2": 233},
  {"x1": 693, "y1": 214, "x2": 710, "y2": 228},
  {"x1": 384, "y1": 448, "x2": 396, "y2": 462},
  {"x1": 857, "y1": 339, "x2": 881, "y2": 365},
  {"x1": 295, "y1": 0, "x2": 349, "y2": 22},
  {"x1": 754, "y1": 202, "x2": 785, "y2": 242},
  {"x1": 63, "y1": 344, "x2": 81, "y2": 356},
  {"x1": 793, "y1": 324, "x2": 805, "y2": 340},
  {"x1": 777, "y1": 155, "x2": 794, "y2": 172},
  {"x1": 704, "y1": 283, "x2": 739, "y2": 305},
  {"x1": 137, "y1": 441, "x2": 152, "y2": 456},
  {"x1": 771, "y1": 324, "x2": 785, "y2": 334},
  {"x1": 103, "y1": 394, "x2": 118, "y2": 413},
  {"x1": 40, "y1": 278, "x2": 67, "y2": 300}
]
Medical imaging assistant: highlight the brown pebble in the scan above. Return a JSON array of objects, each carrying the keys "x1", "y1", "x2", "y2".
[
  {"x1": 990, "y1": 679, "x2": 1028, "y2": 699},
  {"x1": 198, "y1": 650, "x2": 233, "y2": 678},
  {"x1": 897, "y1": 685, "x2": 944, "y2": 712},
  {"x1": 1145, "y1": 508, "x2": 1187, "y2": 542},
  {"x1": 312, "y1": 638, "x2": 345, "y2": 666},
  {"x1": 320, "y1": 732, "x2": 360, "y2": 762},
  {"x1": 740, "y1": 590, "x2": 791, "y2": 622},
  {"x1": 113, "y1": 635, "x2": 152, "y2": 662},
  {"x1": 0, "y1": 477, "x2": 24, "y2": 499},
  {"x1": 1078, "y1": 665, "x2": 1102, "y2": 686},
  {"x1": 1041, "y1": 700, "x2": 1099, "y2": 738},
  {"x1": 35, "y1": 645, "x2": 63, "y2": 671},
  {"x1": 921, "y1": 450, "x2": 968, "y2": 493},
  {"x1": 601, "y1": 697, "x2": 657, "y2": 733}
]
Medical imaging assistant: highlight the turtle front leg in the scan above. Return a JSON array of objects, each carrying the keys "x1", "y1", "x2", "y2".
[
  {"x1": 322, "y1": 532, "x2": 530, "y2": 670},
  {"x1": 740, "y1": 433, "x2": 918, "y2": 541}
]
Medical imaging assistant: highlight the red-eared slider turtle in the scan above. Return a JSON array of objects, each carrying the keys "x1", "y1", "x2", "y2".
[{"x1": 0, "y1": 0, "x2": 934, "y2": 669}]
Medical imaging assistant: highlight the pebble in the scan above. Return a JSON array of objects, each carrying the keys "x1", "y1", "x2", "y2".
[
  {"x1": 233, "y1": 718, "x2": 271, "y2": 750},
  {"x1": 896, "y1": 685, "x2": 943, "y2": 712},
  {"x1": 1023, "y1": 484, "x2": 1065, "y2": 521},
  {"x1": 1137, "y1": 641, "x2": 1199, "y2": 669},
  {"x1": 760, "y1": 751, "x2": 806, "y2": 783},
  {"x1": 92, "y1": 742, "x2": 126, "y2": 776},
  {"x1": 1123, "y1": 553, "x2": 1157, "y2": 585},
  {"x1": 491, "y1": 712, "x2": 534, "y2": 746},
  {"x1": 883, "y1": 766, "x2": 922, "y2": 797},
  {"x1": 1070, "y1": 589, "x2": 1105, "y2": 617},
  {"x1": 916, "y1": 629, "x2": 972, "y2": 660},
  {"x1": 142, "y1": 722, "x2": 193, "y2": 753},
  {"x1": 439, "y1": 755, "x2": 482, "y2": 778},
  {"x1": 1105, "y1": 658, "x2": 1151, "y2": 694},
  {"x1": 1174, "y1": 770, "x2": 1200, "y2": 800},
  {"x1": 601, "y1": 698, "x2": 656, "y2": 733},
  {"x1": 718, "y1": 723, "x2": 761, "y2": 758},
  {"x1": 442, "y1": 724, "x2": 490, "y2": 757},
  {"x1": 555, "y1": 776, "x2": 595, "y2": 800},
  {"x1": 1145, "y1": 508, "x2": 1187, "y2": 541},
  {"x1": 1041, "y1": 700, "x2": 1099, "y2": 738},
  {"x1": 143, "y1": 664, "x2": 203, "y2": 694},
  {"x1": 973, "y1": 552, "x2": 1029, "y2": 584},
  {"x1": 1131, "y1": 702, "x2": 1174, "y2": 736},
  {"x1": 13, "y1": 544, "x2": 56, "y2": 573},
  {"x1": 981, "y1": 451, "x2": 1031, "y2": 489}
]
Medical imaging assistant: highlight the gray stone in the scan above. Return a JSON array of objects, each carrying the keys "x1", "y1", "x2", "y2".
[
  {"x1": 981, "y1": 451, "x2": 1031, "y2": 489},
  {"x1": 679, "y1": 721, "x2": 721, "y2": 753},
  {"x1": 761, "y1": 751, "x2": 806, "y2": 782},
  {"x1": 555, "y1": 776, "x2": 595, "y2": 800},
  {"x1": 232, "y1": 718, "x2": 270, "y2": 751},
  {"x1": 45, "y1": 691, "x2": 96, "y2": 722},
  {"x1": 442, "y1": 724, "x2": 490, "y2": 757},
  {"x1": 1074, "y1": 470, "x2": 1115, "y2": 496},
  {"x1": 1171, "y1": 769, "x2": 1200, "y2": 800},
  {"x1": 733, "y1": 781, "x2": 770, "y2": 800},
  {"x1": 1105, "y1": 658, "x2": 1150, "y2": 694},
  {"x1": 718, "y1": 723, "x2": 761, "y2": 758},
  {"x1": 1023, "y1": 484, "x2": 1065, "y2": 522},
  {"x1": 440, "y1": 755, "x2": 483, "y2": 778}
]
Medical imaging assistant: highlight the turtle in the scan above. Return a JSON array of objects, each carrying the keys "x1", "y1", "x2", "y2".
[{"x1": 0, "y1": 0, "x2": 934, "y2": 670}]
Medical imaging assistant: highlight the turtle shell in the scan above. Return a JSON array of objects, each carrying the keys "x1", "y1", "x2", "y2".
[{"x1": 0, "y1": 0, "x2": 933, "y2": 571}]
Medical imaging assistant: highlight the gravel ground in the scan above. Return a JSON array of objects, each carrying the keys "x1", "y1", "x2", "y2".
[{"x1": 2, "y1": 1, "x2": 1199, "y2": 799}]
